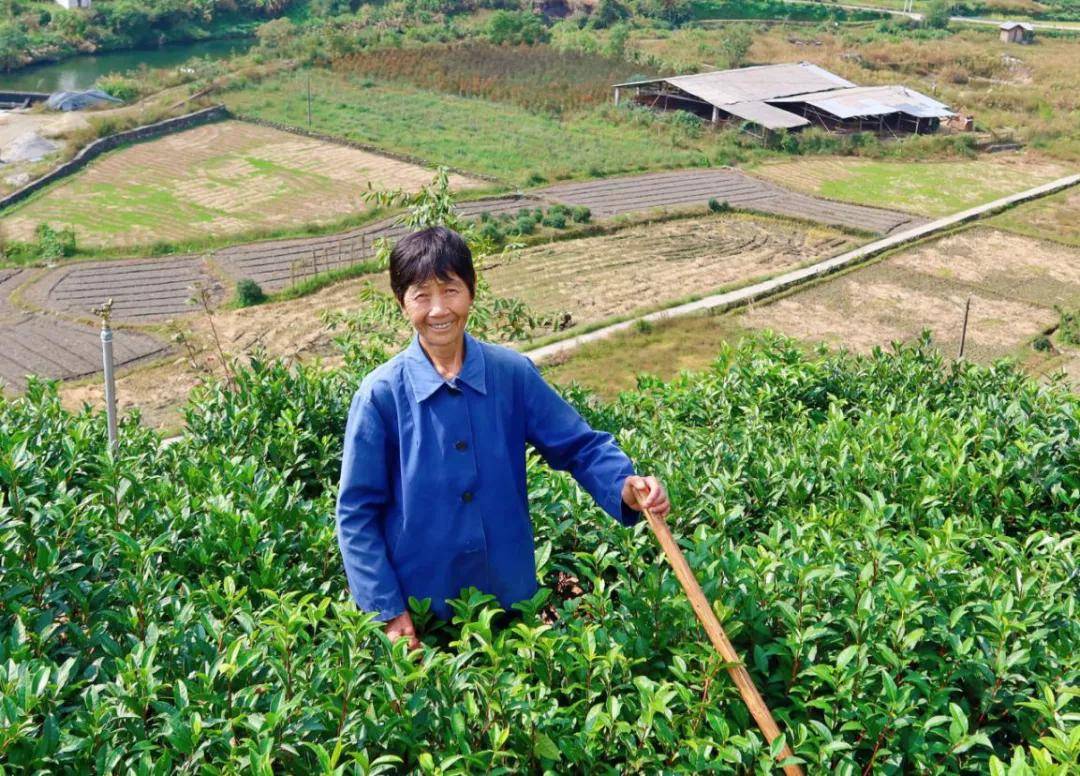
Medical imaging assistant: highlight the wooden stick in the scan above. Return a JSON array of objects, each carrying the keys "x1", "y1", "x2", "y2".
[{"x1": 636, "y1": 487, "x2": 803, "y2": 775}]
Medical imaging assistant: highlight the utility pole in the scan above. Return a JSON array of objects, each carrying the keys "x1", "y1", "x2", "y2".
[{"x1": 93, "y1": 298, "x2": 119, "y2": 453}]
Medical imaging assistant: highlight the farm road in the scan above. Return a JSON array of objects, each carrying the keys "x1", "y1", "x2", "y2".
[{"x1": 2, "y1": 168, "x2": 923, "y2": 393}]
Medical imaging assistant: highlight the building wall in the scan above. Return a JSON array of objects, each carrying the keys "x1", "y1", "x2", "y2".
[{"x1": 55, "y1": 0, "x2": 92, "y2": 9}]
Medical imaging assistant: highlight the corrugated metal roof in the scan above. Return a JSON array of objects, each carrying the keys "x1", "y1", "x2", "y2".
[
  {"x1": 721, "y1": 100, "x2": 810, "y2": 129},
  {"x1": 612, "y1": 64, "x2": 953, "y2": 129},
  {"x1": 663, "y1": 62, "x2": 855, "y2": 105},
  {"x1": 1000, "y1": 21, "x2": 1034, "y2": 30},
  {"x1": 772, "y1": 85, "x2": 954, "y2": 119}
]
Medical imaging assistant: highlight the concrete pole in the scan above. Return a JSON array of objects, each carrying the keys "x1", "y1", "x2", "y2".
[
  {"x1": 94, "y1": 299, "x2": 118, "y2": 453},
  {"x1": 712, "y1": 105, "x2": 720, "y2": 124},
  {"x1": 614, "y1": 87, "x2": 621, "y2": 106}
]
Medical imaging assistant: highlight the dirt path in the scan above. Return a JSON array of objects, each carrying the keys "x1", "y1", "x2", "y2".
[{"x1": 0, "y1": 167, "x2": 938, "y2": 395}]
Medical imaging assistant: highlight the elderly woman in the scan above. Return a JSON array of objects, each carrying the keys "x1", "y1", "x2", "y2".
[{"x1": 336, "y1": 226, "x2": 670, "y2": 647}]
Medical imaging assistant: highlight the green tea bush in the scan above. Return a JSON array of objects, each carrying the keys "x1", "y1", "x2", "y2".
[{"x1": 1, "y1": 333, "x2": 1077, "y2": 773}]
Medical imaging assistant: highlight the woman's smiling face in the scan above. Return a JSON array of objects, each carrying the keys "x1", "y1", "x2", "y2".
[{"x1": 401, "y1": 272, "x2": 473, "y2": 348}]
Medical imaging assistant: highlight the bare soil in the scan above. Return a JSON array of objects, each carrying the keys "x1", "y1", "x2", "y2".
[
  {"x1": 487, "y1": 213, "x2": 854, "y2": 327},
  {"x1": 740, "y1": 228, "x2": 1080, "y2": 364}
]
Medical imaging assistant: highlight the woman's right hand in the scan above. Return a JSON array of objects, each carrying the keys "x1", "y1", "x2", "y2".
[{"x1": 386, "y1": 611, "x2": 421, "y2": 650}]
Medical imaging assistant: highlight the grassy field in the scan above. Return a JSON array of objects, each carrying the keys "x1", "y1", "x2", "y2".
[
  {"x1": 222, "y1": 69, "x2": 727, "y2": 185},
  {"x1": 0, "y1": 121, "x2": 483, "y2": 250},
  {"x1": 747, "y1": 156, "x2": 1071, "y2": 216},
  {"x1": 988, "y1": 186, "x2": 1080, "y2": 245},
  {"x1": 545, "y1": 227, "x2": 1080, "y2": 394}
]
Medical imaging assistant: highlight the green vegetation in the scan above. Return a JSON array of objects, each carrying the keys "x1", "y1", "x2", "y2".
[
  {"x1": 2, "y1": 333, "x2": 1078, "y2": 771},
  {"x1": 336, "y1": 42, "x2": 654, "y2": 115},
  {"x1": 1056, "y1": 305, "x2": 1080, "y2": 345},
  {"x1": 222, "y1": 69, "x2": 726, "y2": 184},
  {"x1": 233, "y1": 278, "x2": 267, "y2": 307},
  {"x1": 750, "y1": 158, "x2": 1070, "y2": 217},
  {"x1": 691, "y1": 0, "x2": 886, "y2": 22},
  {"x1": 0, "y1": 0, "x2": 298, "y2": 71},
  {"x1": 472, "y1": 204, "x2": 591, "y2": 244}
]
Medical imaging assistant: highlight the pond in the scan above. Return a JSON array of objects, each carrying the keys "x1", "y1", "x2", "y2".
[{"x1": 0, "y1": 37, "x2": 254, "y2": 94}]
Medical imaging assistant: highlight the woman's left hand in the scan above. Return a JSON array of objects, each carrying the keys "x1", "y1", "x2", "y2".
[{"x1": 622, "y1": 475, "x2": 670, "y2": 519}]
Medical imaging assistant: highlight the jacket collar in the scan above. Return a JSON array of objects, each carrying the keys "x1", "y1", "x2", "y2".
[{"x1": 403, "y1": 331, "x2": 487, "y2": 403}]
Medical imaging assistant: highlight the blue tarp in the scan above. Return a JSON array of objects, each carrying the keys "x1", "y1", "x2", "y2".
[{"x1": 46, "y1": 89, "x2": 123, "y2": 112}]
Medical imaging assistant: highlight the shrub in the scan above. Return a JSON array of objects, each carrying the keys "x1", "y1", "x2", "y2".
[
  {"x1": 570, "y1": 205, "x2": 591, "y2": 223},
  {"x1": 485, "y1": 10, "x2": 549, "y2": 46},
  {"x1": 234, "y1": 278, "x2": 267, "y2": 307},
  {"x1": 514, "y1": 214, "x2": 536, "y2": 234},
  {"x1": 33, "y1": 222, "x2": 76, "y2": 259},
  {"x1": 924, "y1": 0, "x2": 952, "y2": 28},
  {"x1": 708, "y1": 197, "x2": 730, "y2": 213},
  {"x1": 479, "y1": 219, "x2": 504, "y2": 242},
  {"x1": 95, "y1": 73, "x2": 140, "y2": 101},
  {"x1": 542, "y1": 210, "x2": 567, "y2": 228},
  {"x1": 1056, "y1": 305, "x2": 1080, "y2": 345}
]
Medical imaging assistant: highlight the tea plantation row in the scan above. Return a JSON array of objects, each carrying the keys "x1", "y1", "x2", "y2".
[{"x1": 0, "y1": 336, "x2": 1077, "y2": 773}]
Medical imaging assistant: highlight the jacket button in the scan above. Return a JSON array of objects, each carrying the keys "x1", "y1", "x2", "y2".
[
  {"x1": 461, "y1": 491, "x2": 473, "y2": 503},
  {"x1": 455, "y1": 440, "x2": 468, "y2": 452}
]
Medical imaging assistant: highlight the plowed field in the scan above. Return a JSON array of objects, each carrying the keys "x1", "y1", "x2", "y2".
[
  {"x1": 0, "y1": 121, "x2": 483, "y2": 249},
  {"x1": 486, "y1": 214, "x2": 853, "y2": 327}
]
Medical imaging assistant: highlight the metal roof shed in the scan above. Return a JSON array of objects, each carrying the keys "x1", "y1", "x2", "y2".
[
  {"x1": 612, "y1": 63, "x2": 853, "y2": 131},
  {"x1": 771, "y1": 85, "x2": 954, "y2": 119}
]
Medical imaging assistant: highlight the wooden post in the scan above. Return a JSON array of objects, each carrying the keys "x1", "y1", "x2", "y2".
[
  {"x1": 306, "y1": 73, "x2": 313, "y2": 128},
  {"x1": 636, "y1": 487, "x2": 803, "y2": 775},
  {"x1": 957, "y1": 296, "x2": 971, "y2": 360}
]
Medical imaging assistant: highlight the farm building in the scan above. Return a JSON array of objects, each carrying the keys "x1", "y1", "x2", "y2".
[
  {"x1": 54, "y1": 0, "x2": 91, "y2": 7},
  {"x1": 999, "y1": 22, "x2": 1034, "y2": 44},
  {"x1": 613, "y1": 62, "x2": 953, "y2": 136}
]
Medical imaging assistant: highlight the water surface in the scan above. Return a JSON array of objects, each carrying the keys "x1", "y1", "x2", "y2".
[{"x1": 0, "y1": 38, "x2": 254, "y2": 93}]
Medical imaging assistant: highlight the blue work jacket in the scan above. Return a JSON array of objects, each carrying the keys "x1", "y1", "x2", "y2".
[{"x1": 336, "y1": 331, "x2": 639, "y2": 622}]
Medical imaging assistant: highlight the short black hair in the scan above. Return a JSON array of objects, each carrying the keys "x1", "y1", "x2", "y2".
[{"x1": 389, "y1": 226, "x2": 475, "y2": 304}]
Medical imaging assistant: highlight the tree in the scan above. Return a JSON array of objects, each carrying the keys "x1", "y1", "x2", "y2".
[
  {"x1": 924, "y1": 0, "x2": 951, "y2": 29},
  {"x1": 712, "y1": 23, "x2": 752, "y2": 69},
  {"x1": 0, "y1": 20, "x2": 27, "y2": 70}
]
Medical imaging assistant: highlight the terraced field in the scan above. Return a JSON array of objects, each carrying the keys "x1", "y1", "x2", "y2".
[
  {"x1": 541, "y1": 168, "x2": 926, "y2": 233},
  {"x1": 487, "y1": 214, "x2": 853, "y2": 326},
  {"x1": 0, "y1": 120, "x2": 484, "y2": 249},
  {"x1": 748, "y1": 156, "x2": 1073, "y2": 217},
  {"x1": 0, "y1": 268, "x2": 167, "y2": 395},
  {"x1": 740, "y1": 228, "x2": 1080, "y2": 362}
]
